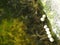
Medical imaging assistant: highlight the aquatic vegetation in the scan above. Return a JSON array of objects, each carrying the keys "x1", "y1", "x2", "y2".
[{"x1": 0, "y1": 0, "x2": 59, "y2": 45}]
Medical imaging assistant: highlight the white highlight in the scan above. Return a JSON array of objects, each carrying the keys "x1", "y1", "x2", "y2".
[
  {"x1": 43, "y1": 24, "x2": 54, "y2": 42},
  {"x1": 46, "y1": 31, "x2": 50, "y2": 34},
  {"x1": 44, "y1": 25, "x2": 47, "y2": 29},
  {"x1": 49, "y1": 38, "x2": 54, "y2": 42},
  {"x1": 42, "y1": 14, "x2": 46, "y2": 18},
  {"x1": 40, "y1": 18, "x2": 45, "y2": 21},
  {"x1": 48, "y1": 34, "x2": 52, "y2": 38},
  {"x1": 40, "y1": 14, "x2": 46, "y2": 21},
  {"x1": 45, "y1": 28, "x2": 49, "y2": 32}
]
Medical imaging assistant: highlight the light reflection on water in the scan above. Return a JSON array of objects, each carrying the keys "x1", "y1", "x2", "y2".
[{"x1": 41, "y1": 0, "x2": 60, "y2": 39}]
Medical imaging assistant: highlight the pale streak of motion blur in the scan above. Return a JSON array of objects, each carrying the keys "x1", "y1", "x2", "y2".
[{"x1": 41, "y1": 0, "x2": 60, "y2": 39}]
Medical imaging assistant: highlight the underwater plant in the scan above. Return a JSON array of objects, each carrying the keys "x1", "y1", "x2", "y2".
[{"x1": 0, "y1": 0, "x2": 59, "y2": 45}]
